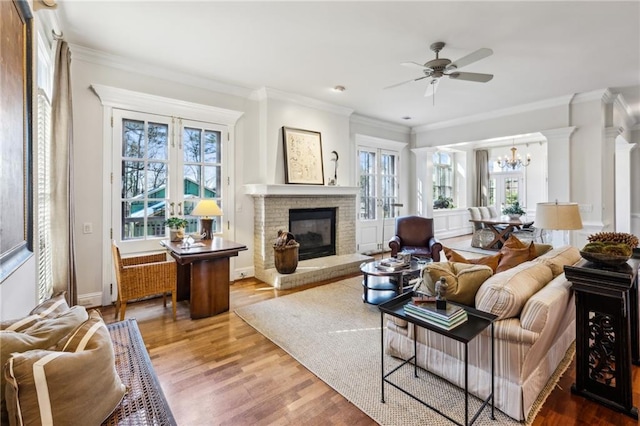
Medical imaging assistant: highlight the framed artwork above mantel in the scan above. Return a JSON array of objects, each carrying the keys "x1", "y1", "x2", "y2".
[
  {"x1": 0, "y1": 0, "x2": 34, "y2": 282},
  {"x1": 282, "y1": 127, "x2": 325, "y2": 185}
]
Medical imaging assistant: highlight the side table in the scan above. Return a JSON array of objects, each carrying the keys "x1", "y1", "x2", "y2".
[
  {"x1": 564, "y1": 254, "x2": 639, "y2": 419},
  {"x1": 378, "y1": 292, "x2": 496, "y2": 426}
]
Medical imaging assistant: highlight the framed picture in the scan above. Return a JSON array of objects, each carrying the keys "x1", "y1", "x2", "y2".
[
  {"x1": 282, "y1": 127, "x2": 324, "y2": 185},
  {"x1": 1, "y1": 0, "x2": 34, "y2": 282}
]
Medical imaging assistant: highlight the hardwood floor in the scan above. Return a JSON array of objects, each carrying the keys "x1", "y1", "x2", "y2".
[{"x1": 99, "y1": 237, "x2": 640, "y2": 425}]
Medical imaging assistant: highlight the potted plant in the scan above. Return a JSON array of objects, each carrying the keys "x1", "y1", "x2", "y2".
[
  {"x1": 502, "y1": 201, "x2": 526, "y2": 219},
  {"x1": 165, "y1": 217, "x2": 189, "y2": 242}
]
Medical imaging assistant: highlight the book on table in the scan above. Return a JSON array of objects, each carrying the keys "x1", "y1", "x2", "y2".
[
  {"x1": 376, "y1": 258, "x2": 409, "y2": 271},
  {"x1": 403, "y1": 301, "x2": 468, "y2": 330}
]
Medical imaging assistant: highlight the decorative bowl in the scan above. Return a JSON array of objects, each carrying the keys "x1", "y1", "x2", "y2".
[
  {"x1": 580, "y1": 251, "x2": 630, "y2": 267},
  {"x1": 508, "y1": 214, "x2": 522, "y2": 220}
]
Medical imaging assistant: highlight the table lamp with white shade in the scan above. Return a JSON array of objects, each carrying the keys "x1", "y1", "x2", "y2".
[
  {"x1": 534, "y1": 201, "x2": 583, "y2": 246},
  {"x1": 191, "y1": 199, "x2": 222, "y2": 240}
]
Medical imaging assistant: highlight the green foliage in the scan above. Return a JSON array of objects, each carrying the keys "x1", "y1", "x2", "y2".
[
  {"x1": 164, "y1": 217, "x2": 188, "y2": 229},
  {"x1": 502, "y1": 201, "x2": 525, "y2": 216},
  {"x1": 433, "y1": 195, "x2": 455, "y2": 209}
]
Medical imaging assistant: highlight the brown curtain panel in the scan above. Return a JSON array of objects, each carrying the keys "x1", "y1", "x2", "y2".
[
  {"x1": 475, "y1": 150, "x2": 489, "y2": 207},
  {"x1": 51, "y1": 41, "x2": 77, "y2": 305}
]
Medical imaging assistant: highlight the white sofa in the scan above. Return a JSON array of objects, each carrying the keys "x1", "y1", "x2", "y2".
[{"x1": 384, "y1": 246, "x2": 582, "y2": 421}]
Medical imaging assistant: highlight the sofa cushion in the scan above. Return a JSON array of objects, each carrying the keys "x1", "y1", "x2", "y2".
[
  {"x1": 475, "y1": 261, "x2": 553, "y2": 320},
  {"x1": 421, "y1": 262, "x2": 493, "y2": 306},
  {"x1": 1, "y1": 292, "x2": 69, "y2": 332},
  {"x1": 534, "y1": 245, "x2": 582, "y2": 277},
  {"x1": 0, "y1": 305, "x2": 88, "y2": 424},
  {"x1": 444, "y1": 247, "x2": 502, "y2": 273},
  {"x1": 4, "y1": 310, "x2": 126, "y2": 426}
]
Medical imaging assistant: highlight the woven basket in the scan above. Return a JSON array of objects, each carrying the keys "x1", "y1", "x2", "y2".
[{"x1": 274, "y1": 243, "x2": 300, "y2": 274}]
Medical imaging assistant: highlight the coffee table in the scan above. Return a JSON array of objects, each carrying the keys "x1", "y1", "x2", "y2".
[
  {"x1": 378, "y1": 292, "x2": 497, "y2": 426},
  {"x1": 360, "y1": 259, "x2": 425, "y2": 305}
]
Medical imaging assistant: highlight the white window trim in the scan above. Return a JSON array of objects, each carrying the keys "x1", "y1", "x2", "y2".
[{"x1": 92, "y1": 85, "x2": 243, "y2": 305}]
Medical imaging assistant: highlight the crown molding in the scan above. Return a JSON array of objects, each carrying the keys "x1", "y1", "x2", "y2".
[
  {"x1": 70, "y1": 44, "x2": 253, "y2": 99},
  {"x1": 355, "y1": 134, "x2": 407, "y2": 151},
  {"x1": 350, "y1": 114, "x2": 411, "y2": 134},
  {"x1": 572, "y1": 88, "x2": 612, "y2": 104},
  {"x1": 91, "y1": 84, "x2": 244, "y2": 126},
  {"x1": 250, "y1": 87, "x2": 354, "y2": 117},
  {"x1": 413, "y1": 94, "x2": 574, "y2": 133}
]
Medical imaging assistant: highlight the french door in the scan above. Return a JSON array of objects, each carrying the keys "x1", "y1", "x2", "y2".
[
  {"x1": 489, "y1": 172, "x2": 525, "y2": 212},
  {"x1": 357, "y1": 147, "x2": 401, "y2": 254},
  {"x1": 112, "y1": 110, "x2": 227, "y2": 255}
]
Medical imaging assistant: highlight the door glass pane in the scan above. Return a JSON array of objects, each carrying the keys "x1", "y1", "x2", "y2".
[
  {"x1": 204, "y1": 165, "x2": 220, "y2": 198},
  {"x1": 183, "y1": 165, "x2": 201, "y2": 197},
  {"x1": 119, "y1": 118, "x2": 169, "y2": 241},
  {"x1": 505, "y1": 178, "x2": 519, "y2": 205},
  {"x1": 183, "y1": 127, "x2": 201, "y2": 162},
  {"x1": 204, "y1": 130, "x2": 220, "y2": 163},
  {"x1": 359, "y1": 151, "x2": 376, "y2": 220}
]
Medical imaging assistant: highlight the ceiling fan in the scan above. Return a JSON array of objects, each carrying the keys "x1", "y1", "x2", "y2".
[{"x1": 385, "y1": 42, "x2": 494, "y2": 97}]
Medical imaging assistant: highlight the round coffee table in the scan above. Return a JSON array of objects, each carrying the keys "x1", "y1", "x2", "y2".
[{"x1": 360, "y1": 259, "x2": 427, "y2": 305}]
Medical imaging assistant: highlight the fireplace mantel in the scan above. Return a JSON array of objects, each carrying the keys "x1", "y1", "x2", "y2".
[{"x1": 244, "y1": 184, "x2": 359, "y2": 197}]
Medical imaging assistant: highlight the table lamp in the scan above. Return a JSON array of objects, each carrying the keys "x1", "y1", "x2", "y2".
[
  {"x1": 191, "y1": 199, "x2": 223, "y2": 240},
  {"x1": 534, "y1": 201, "x2": 582, "y2": 246}
]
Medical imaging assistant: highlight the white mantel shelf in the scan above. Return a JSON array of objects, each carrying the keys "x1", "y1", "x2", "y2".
[{"x1": 244, "y1": 184, "x2": 359, "y2": 197}]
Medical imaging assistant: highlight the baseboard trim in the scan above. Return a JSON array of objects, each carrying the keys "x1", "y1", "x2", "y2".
[{"x1": 78, "y1": 292, "x2": 103, "y2": 309}]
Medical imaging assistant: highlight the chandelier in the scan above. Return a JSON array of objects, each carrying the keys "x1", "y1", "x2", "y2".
[{"x1": 496, "y1": 142, "x2": 531, "y2": 170}]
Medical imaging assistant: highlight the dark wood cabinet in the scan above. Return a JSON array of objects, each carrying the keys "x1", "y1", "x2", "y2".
[{"x1": 564, "y1": 252, "x2": 639, "y2": 419}]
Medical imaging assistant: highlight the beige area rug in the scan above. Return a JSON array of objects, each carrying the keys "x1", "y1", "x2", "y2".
[
  {"x1": 235, "y1": 277, "x2": 574, "y2": 425},
  {"x1": 443, "y1": 240, "x2": 498, "y2": 258}
]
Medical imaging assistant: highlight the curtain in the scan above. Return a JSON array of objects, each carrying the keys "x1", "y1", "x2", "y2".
[
  {"x1": 475, "y1": 150, "x2": 489, "y2": 207},
  {"x1": 50, "y1": 41, "x2": 77, "y2": 305}
]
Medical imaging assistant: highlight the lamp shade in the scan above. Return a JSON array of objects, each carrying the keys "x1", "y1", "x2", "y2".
[
  {"x1": 534, "y1": 202, "x2": 582, "y2": 230},
  {"x1": 191, "y1": 200, "x2": 223, "y2": 217}
]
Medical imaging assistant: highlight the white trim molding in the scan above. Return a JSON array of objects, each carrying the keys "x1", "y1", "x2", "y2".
[
  {"x1": 355, "y1": 134, "x2": 408, "y2": 151},
  {"x1": 350, "y1": 114, "x2": 411, "y2": 134},
  {"x1": 251, "y1": 87, "x2": 354, "y2": 117}
]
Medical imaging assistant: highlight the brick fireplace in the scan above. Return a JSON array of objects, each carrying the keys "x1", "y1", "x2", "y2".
[{"x1": 245, "y1": 184, "x2": 371, "y2": 288}]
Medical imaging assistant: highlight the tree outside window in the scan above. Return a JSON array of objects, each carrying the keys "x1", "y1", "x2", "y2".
[{"x1": 432, "y1": 152, "x2": 454, "y2": 209}]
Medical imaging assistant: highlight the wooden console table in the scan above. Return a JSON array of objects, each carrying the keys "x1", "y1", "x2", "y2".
[
  {"x1": 161, "y1": 238, "x2": 247, "y2": 319},
  {"x1": 468, "y1": 217, "x2": 533, "y2": 250},
  {"x1": 564, "y1": 253, "x2": 639, "y2": 419}
]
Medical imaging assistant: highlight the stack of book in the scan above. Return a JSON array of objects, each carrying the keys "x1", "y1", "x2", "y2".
[
  {"x1": 375, "y1": 258, "x2": 409, "y2": 272},
  {"x1": 404, "y1": 299, "x2": 468, "y2": 330}
]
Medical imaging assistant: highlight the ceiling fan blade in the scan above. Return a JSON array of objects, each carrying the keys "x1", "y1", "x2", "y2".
[
  {"x1": 447, "y1": 48, "x2": 493, "y2": 70},
  {"x1": 401, "y1": 61, "x2": 431, "y2": 70},
  {"x1": 423, "y1": 78, "x2": 440, "y2": 97},
  {"x1": 448, "y1": 72, "x2": 493, "y2": 83},
  {"x1": 383, "y1": 75, "x2": 428, "y2": 90}
]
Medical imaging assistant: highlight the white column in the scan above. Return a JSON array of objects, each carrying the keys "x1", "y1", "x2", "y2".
[
  {"x1": 615, "y1": 135, "x2": 637, "y2": 232},
  {"x1": 539, "y1": 127, "x2": 576, "y2": 202},
  {"x1": 412, "y1": 147, "x2": 437, "y2": 217}
]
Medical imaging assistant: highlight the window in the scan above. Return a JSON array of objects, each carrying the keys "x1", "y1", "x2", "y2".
[
  {"x1": 114, "y1": 111, "x2": 228, "y2": 252},
  {"x1": 432, "y1": 152, "x2": 454, "y2": 208},
  {"x1": 36, "y1": 32, "x2": 53, "y2": 302},
  {"x1": 358, "y1": 149, "x2": 400, "y2": 220}
]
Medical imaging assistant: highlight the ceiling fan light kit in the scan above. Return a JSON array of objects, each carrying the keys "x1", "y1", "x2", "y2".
[{"x1": 386, "y1": 41, "x2": 494, "y2": 99}]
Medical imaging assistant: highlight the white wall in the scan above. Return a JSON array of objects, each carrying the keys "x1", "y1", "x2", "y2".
[{"x1": 0, "y1": 257, "x2": 37, "y2": 320}]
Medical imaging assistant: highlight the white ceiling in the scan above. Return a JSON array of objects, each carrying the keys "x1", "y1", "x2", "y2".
[{"x1": 55, "y1": 1, "x2": 640, "y2": 128}]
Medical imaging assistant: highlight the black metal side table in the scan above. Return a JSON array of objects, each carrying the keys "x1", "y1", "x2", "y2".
[
  {"x1": 564, "y1": 253, "x2": 639, "y2": 420},
  {"x1": 378, "y1": 292, "x2": 497, "y2": 426}
]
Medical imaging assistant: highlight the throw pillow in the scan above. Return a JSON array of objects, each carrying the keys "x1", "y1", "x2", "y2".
[
  {"x1": 1, "y1": 292, "x2": 69, "y2": 332},
  {"x1": 421, "y1": 262, "x2": 493, "y2": 306},
  {"x1": 0, "y1": 305, "x2": 88, "y2": 425},
  {"x1": 4, "y1": 310, "x2": 126, "y2": 426},
  {"x1": 495, "y1": 235, "x2": 539, "y2": 273},
  {"x1": 534, "y1": 245, "x2": 582, "y2": 277},
  {"x1": 443, "y1": 247, "x2": 502, "y2": 273}
]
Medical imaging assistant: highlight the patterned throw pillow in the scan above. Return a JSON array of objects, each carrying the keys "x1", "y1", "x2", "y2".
[
  {"x1": 4, "y1": 310, "x2": 126, "y2": 426},
  {"x1": 444, "y1": 247, "x2": 502, "y2": 273},
  {"x1": 0, "y1": 305, "x2": 88, "y2": 425},
  {"x1": 0, "y1": 292, "x2": 69, "y2": 332}
]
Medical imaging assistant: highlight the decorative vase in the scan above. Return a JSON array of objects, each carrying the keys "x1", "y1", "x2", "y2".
[
  {"x1": 508, "y1": 214, "x2": 521, "y2": 220},
  {"x1": 274, "y1": 243, "x2": 300, "y2": 274},
  {"x1": 169, "y1": 227, "x2": 185, "y2": 242}
]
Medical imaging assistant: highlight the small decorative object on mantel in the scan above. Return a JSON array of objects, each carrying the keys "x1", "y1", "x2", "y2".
[
  {"x1": 580, "y1": 232, "x2": 639, "y2": 266},
  {"x1": 273, "y1": 230, "x2": 300, "y2": 274},
  {"x1": 327, "y1": 150, "x2": 339, "y2": 186},
  {"x1": 502, "y1": 201, "x2": 526, "y2": 220},
  {"x1": 436, "y1": 277, "x2": 448, "y2": 310}
]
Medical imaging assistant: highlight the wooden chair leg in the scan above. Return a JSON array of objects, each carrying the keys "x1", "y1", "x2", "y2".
[
  {"x1": 119, "y1": 301, "x2": 127, "y2": 321},
  {"x1": 163, "y1": 293, "x2": 167, "y2": 307},
  {"x1": 114, "y1": 300, "x2": 120, "y2": 320},
  {"x1": 171, "y1": 292, "x2": 177, "y2": 321}
]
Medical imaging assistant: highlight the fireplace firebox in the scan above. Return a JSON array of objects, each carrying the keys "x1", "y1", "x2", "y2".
[{"x1": 289, "y1": 208, "x2": 336, "y2": 260}]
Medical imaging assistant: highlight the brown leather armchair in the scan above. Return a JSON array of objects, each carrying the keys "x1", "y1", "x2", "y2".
[{"x1": 388, "y1": 215, "x2": 442, "y2": 261}]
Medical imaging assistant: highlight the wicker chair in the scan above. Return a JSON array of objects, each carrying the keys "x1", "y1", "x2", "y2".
[{"x1": 111, "y1": 241, "x2": 177, "y2": 321}]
